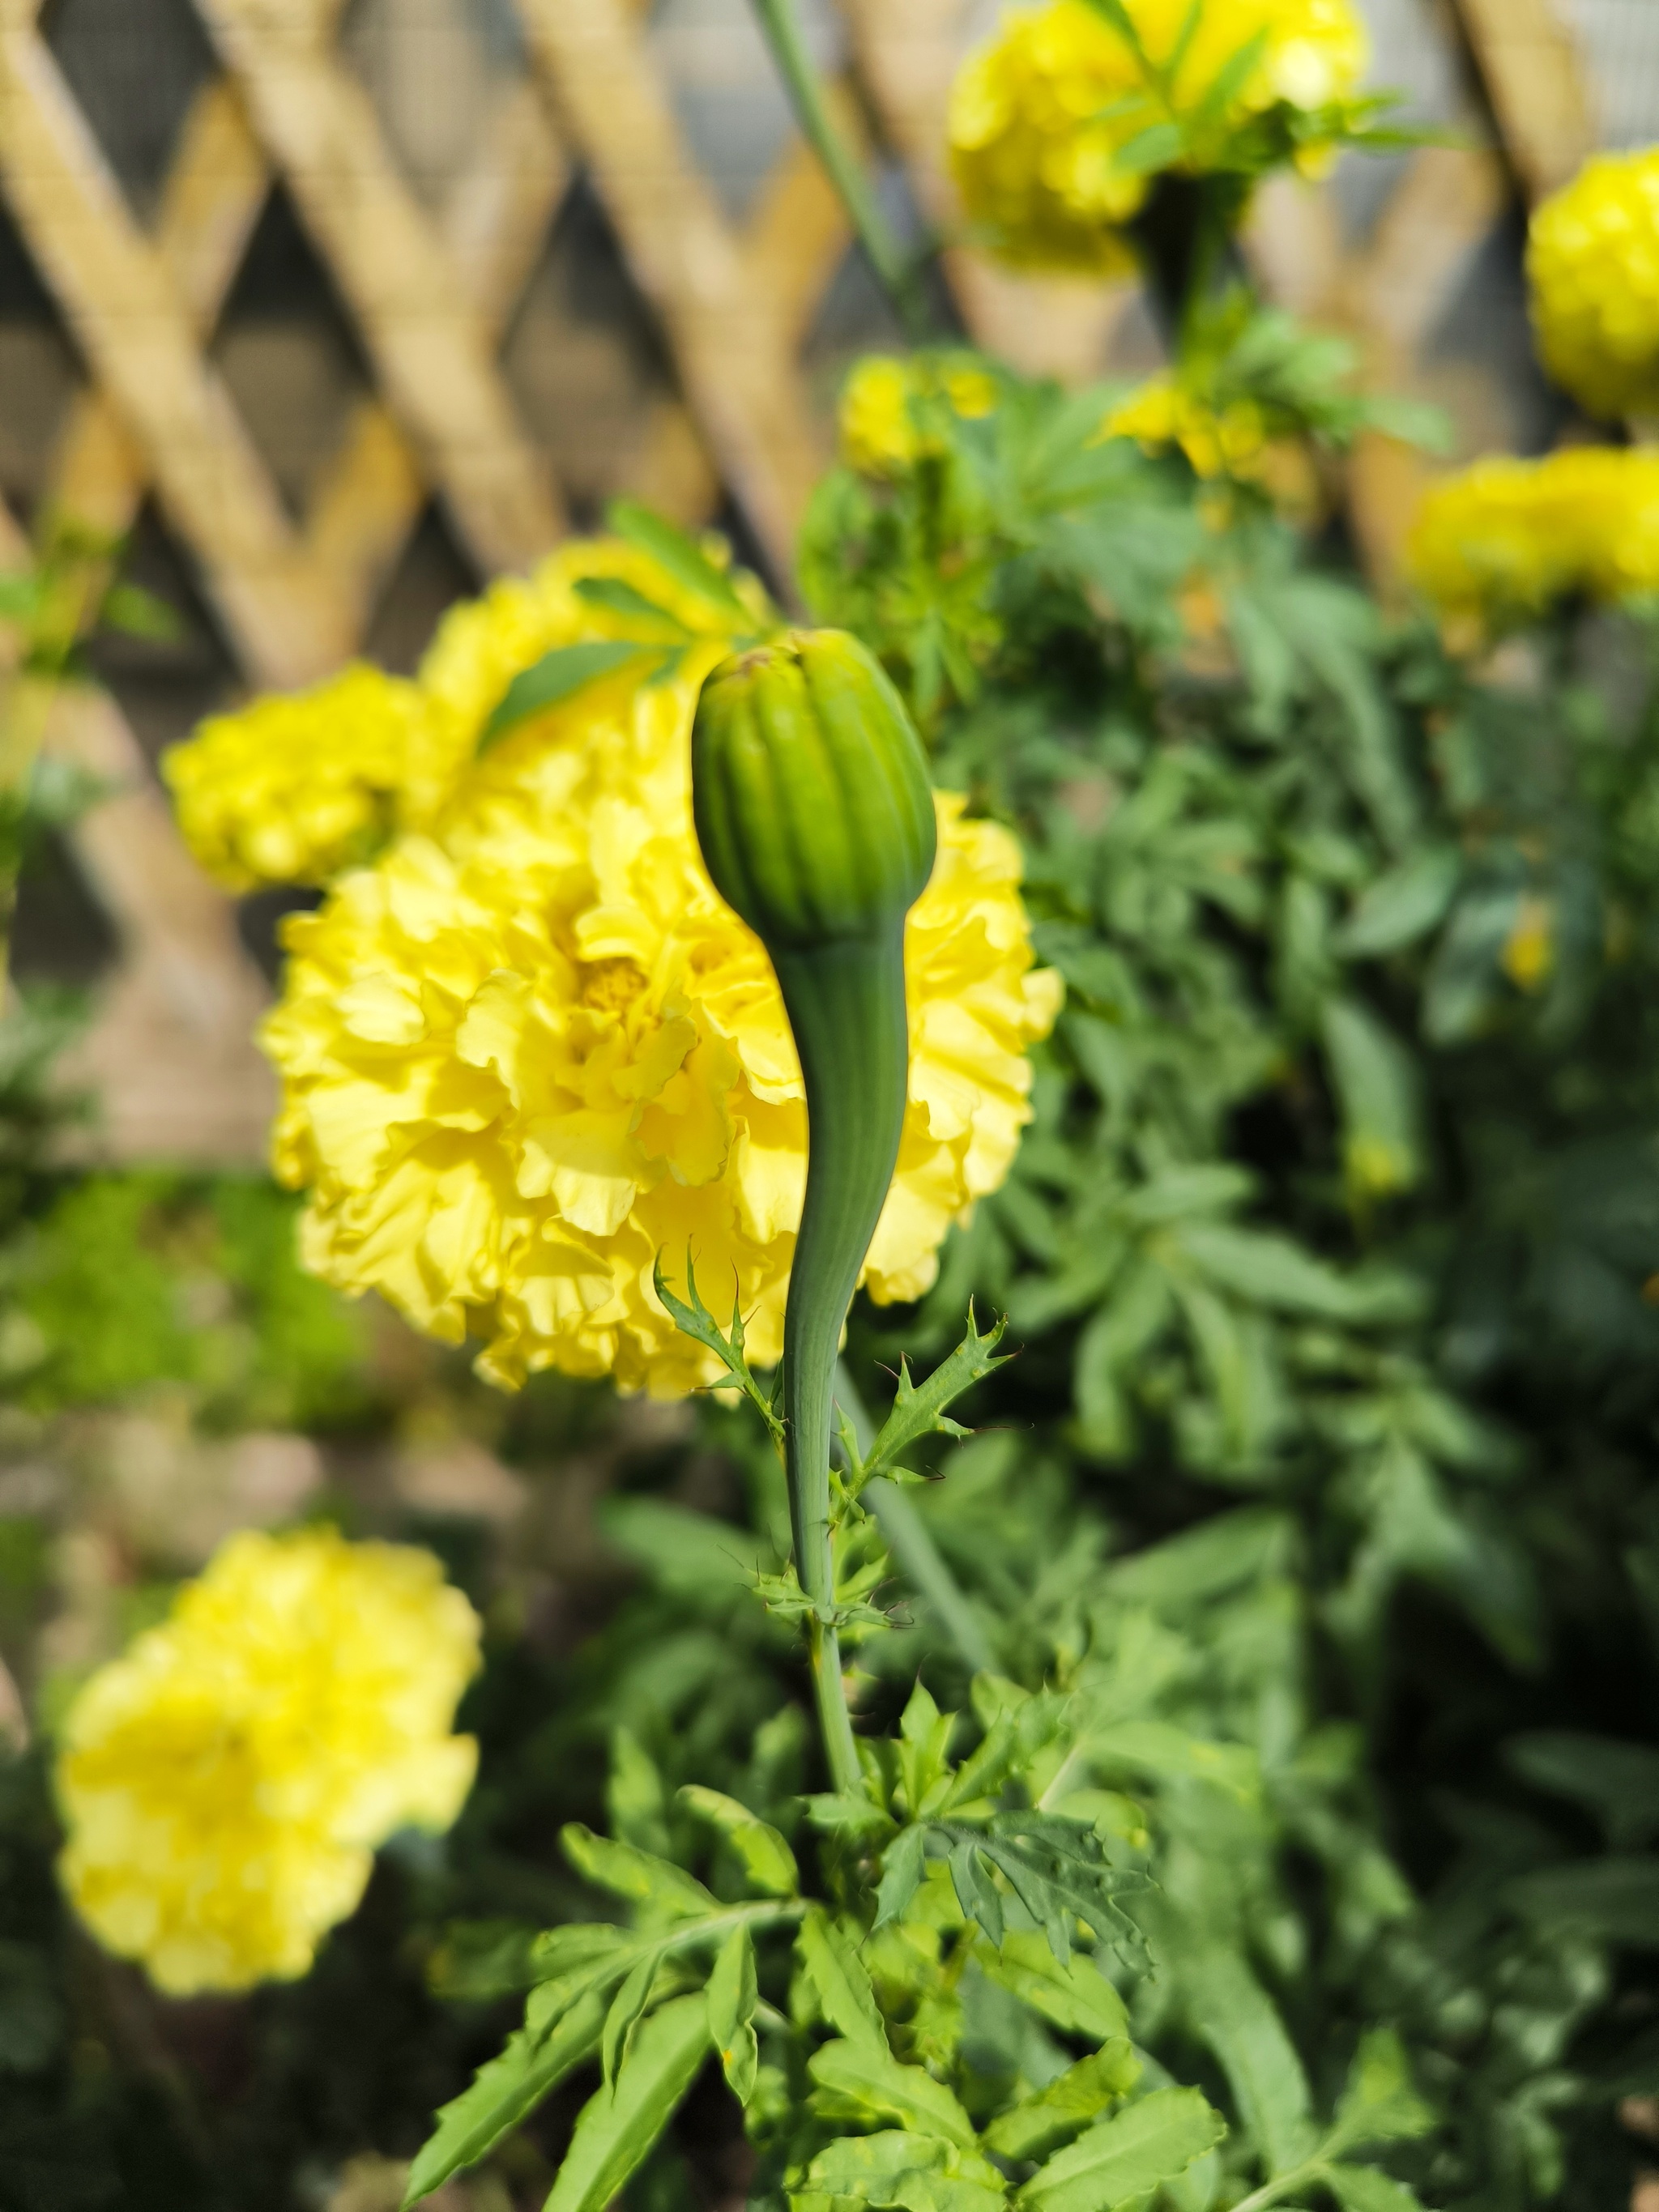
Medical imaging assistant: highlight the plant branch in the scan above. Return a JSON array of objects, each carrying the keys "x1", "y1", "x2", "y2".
[
  {"x1": 835, "y1": 1357, "x2": 995, "y2": 1676},
  {"x1": 749, "y1": 0, "x2": 935, "y2": 343}
]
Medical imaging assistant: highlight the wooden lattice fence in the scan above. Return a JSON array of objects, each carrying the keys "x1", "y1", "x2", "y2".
[{"x1": 0, "y1": 0, "x2": 1644, "y2": 1161}]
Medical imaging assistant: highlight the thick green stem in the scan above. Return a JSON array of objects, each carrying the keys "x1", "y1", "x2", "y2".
[
  {"x1": 774, "y1": 932, "x2": 910, "y2": 1799},
  {"x1": 749, "y1": 0, "x2": 934, "y2": 345}
]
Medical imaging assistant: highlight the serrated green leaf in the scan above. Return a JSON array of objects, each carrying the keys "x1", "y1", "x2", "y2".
[
  {"x1": 478, "y1": 640, "x2": 654, "y2": 750},
  {"x1": 678, "y1": 1784, "x2": 799, "y2": 1895},
  {"x1": 938, "y1": 1692, "x2": 1067, "y2": 1817},
  {"x1": 803, "y1": 2131, "x2": 1008, "y2": 2212},
  {"x1": 527, "y1": 1922, "x2": 642, "y2": 1992},
  {"x1": 875, "y1": 1824, "x2": 930, "y2": 1928},
  {"x1": 561, "y1": 1823, "x2": 719, "y2": 1923},
  {"x1": 898, "y1": 1681, "x2": 957, "y2": 1818},
  {"x1": 601, "y1": 1953, "x2": 659, "y2": 2088},
  {"x1": 608, "y1": 1728, "x2": 669, "y2": 1856},
  {"x1": 983, "y1": 2044, "x2": 1141, "y2": 2161},
  {"x1": 863, "y1": 1310, "x2": 1010, "y2": 1483},
  {"x1": 653, "y1": 1251, "x2": 785, "y2": 1443},
  {"x1": 544, "y1": 1994, "x2": 710, "y2": 2212},
  {"x1": 402, "y1": 1984, "x2": 607, "y2": 2206},
  {"x1": 1324, "y1": 2165, "x2": 1430, "y2": 2212},
  {"x1": 804, "y1": 1788, "x2": 898, "y2": 1839},
  {"x1": 606, "y1": 498, "x2": 754, "y2": 619},
  {"x1": 1016, "y1": 2087, "x2": 1226, "y2": 2212},
  {"x1": 1175, "y1": 1946, "x2": 1313, "y2": 2176},
  {"x1": 977, "y1": 1929, "x2": 1129, "y2": 2045},
  {"x1": 940, "y1": 1816, "x2": 1150, "y2": 1968},
  {"x1": 1330, "y1": 2030, "x2": 1435, "y2": 2153},
  {"x1": 808, "y1": 2039, "x2": 978, "y2": 2149},
  {"x1": 799, "y1": 1907, "x2": 888, "y2": 2054},
  {"x1": 706, "y1": 1923, "x2": 758, "y2": 2105}
]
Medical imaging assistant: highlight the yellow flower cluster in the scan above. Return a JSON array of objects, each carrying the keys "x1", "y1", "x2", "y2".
[
  {"x1": 163, "y1": 664, "x2": 439, "y2": 893},
  {"x1": 1529, "y1": 150, "x2": 1659, "y2": 423},
  {"x1": 57, "y1": 1528, "x2": 480, "y2": 1995},
  {"x1": 838, "y1": 354, "x2": 1000, "y2": 477},
  {"x1": 1105, "y1": 376, "x2": 1269, "y2": 478},
  {"x1": 166, "y1": 529, "x2": 1060, "y2": 1398},
  {"x1": 1407, "y1": 448, "x2": 1659, "y2": 632},
  {"x1": 949, "y1": 0, "x2": 1369, "y2": 274},
  {"x1": 266, "y1": 754, "x2": 1061, "y2": 1396},
  {"x1": 164, "y1": 536, "x2": 770, "y2": 892}
]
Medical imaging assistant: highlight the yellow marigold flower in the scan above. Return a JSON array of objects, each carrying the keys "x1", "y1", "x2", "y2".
[
  {"x1": 165, "y1": 537, "x2": 768, "y2": 895},
  {"x1": 163, "y1": 664, "x2": 439, "y2": 893},
  {"x1": 1408, "y1": 447, "x2": 1659, "y2": 632},
  {"x1": 57, "y1": 1527, "x2": 480, "y2": 1996},
  {"x1": 838, "y1": 354, "x2": 999, "y2": 477},
  {"x1": 1105, "y1": 376, "x2": 1269, "y2": 478},
  {"x1": 262, "y1": 688, "x2": 1062, "y2": 1396},
  {"x1": 1529, "y1": 149, "x2": 1659, "y2": 422},
  {"x1": 949, "y1": 0, "x2": 1368, "y2": 275}
]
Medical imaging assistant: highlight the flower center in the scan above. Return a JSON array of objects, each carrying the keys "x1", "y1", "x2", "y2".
[{"x1": 581, "y1": 957, "x2": 647, "y2": 1012}]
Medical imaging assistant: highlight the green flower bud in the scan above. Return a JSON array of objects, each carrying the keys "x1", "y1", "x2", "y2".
[
  {"x1": 690, "y1": 629, "x2": 936, "y2": 951},
  {"x1": 691, "y1": 629, "x2": 936, "y2": 1792}
]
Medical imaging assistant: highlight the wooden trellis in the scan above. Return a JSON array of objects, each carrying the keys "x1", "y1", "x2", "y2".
[{"x1": 0, "y1": 0, "x2": 1623, "y2": 1162}]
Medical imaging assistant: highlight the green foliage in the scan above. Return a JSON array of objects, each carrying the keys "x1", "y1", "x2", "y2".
[{"x1": 8, "y1": 1173, "x2": 369, "y2": 1429}]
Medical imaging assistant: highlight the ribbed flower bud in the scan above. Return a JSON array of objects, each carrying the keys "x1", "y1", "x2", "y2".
[
  {"x1": 690, "y1": 629, "x2": 936, "y2": 953},
  {"x1": 690, "y1": 629, "x2": 936, "y2": 1791}
]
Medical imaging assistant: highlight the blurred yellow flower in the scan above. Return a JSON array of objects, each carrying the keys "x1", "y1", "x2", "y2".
[
  {"x1": 165, "y1": 535, "x2": 769, "y2": 893},
  {"x1": 838, "y1": 353, "x2": 999, "y2": 477},
  {"x1": 1105, "y1": 376, "x2": 1269, "y2": 477},
  {"x1": 1529, "y1": 149, "x2": 1659, "y2": 423},
  {"x1": 948, "y1": 0, "x2": 1369, "y2": 274},
  {"x1": 262, "y1": 683, "x2": 1061, "y2": 1395},
  {"x1": 162, "y1": 664, "x2": 440, "y2": 893},
  {"x1": 1407, "y1": 447, "x2": 1659, "y2": 633},
  {"x1": 57, "y1": 1528, "x2": 480, "y2": 1996},
  {"x1": 416, "y1": 534, "x2": 770, "y2": 771},
  {"x1": 1502, "y1": 897, "x2": 1555, "y2": 993},
  {"x1": 1344, "y1": 1132, "x2": 1413, "y2": 1203}
]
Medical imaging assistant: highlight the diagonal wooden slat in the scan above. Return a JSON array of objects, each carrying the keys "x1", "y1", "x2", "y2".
[
  {"x1": 194, "y1": 0, "x2": 565, "y2": 577},
  {"x1": 0, "y1": 17, "x2": 349, "y2": 686},
  {"x1": 514, "y1": 0, "x2": 826, "y2": 581},
  {"x1": 48, "y1": 77, "x2": 269, "y2": 542},
  {"x1": 0, "y1": 496, "x2": 273, "y2": 1162},
  {"x1": 1452, "y1": 0, "x2": 1595, "y2": 203}
]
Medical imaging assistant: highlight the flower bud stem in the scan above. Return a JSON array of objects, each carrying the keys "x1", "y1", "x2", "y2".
[{"x1": 774, "y1": 931, "x2": 910, "y2": 1800}]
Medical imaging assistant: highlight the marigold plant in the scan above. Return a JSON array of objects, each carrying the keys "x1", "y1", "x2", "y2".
[
  {"x1": 1529, "y1": 147, "x2": 1659, "y2": 423},
  {"x1": 56, "y1": 1527, "x2": 480, "y2": 1996},
  {"x1": 838, "y1": 353, "x2": 999, "y2": 477},
  {"x1": 949, "y1": 0, "x2": 1371, "y2": 275}
]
